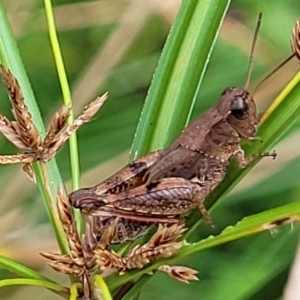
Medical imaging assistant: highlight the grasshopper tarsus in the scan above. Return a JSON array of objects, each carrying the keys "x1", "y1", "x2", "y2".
[{"x1": 260, "y1": 150, "x2": 277, "y2": 160}]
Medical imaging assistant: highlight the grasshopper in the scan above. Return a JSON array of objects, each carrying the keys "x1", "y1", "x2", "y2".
[
  {"x1": 69, "y1": 87, "x2": 275, "y2": 233},
  {"x1": 69, "y1": 14, "x2": 276, "y2": 241}
]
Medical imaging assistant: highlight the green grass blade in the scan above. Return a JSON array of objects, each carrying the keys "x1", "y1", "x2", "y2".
[
  {"x1": 0, "y1": 2, "x2": 66, "y2": 252},
  {"x1": 108, "y1": 202, "x2": 300, "y2": 290},
  {"x1": 0, "y1": 278, "x2": 66, "y2": 295},
  {"x1": 0, "y1": 256, "x2": 68, "y2": 297},
  {"x1": 0, "y1": 4, "x2": 44, "y2": 127},
  {"x1": 182, "y1": 202, "x2": 300, "y2": 256},
  {"x1": 257, "y1": 70, "x2": 300, "y2": 149},
  {"x1": 43, "y1": 0, "x2": 82, "y2": 233},
  {"x1": 94, "y1": 275, "x2": 113, "y2": 300},
  {"x1": 130, "y1": 0, "x2": 231, "y2": 159},
  {"x1": 0, "y1": 255, "x2": 54, "y2": 282},
  {"x1": 69, "y1": 283, "x2": 81, "y2": 300}
]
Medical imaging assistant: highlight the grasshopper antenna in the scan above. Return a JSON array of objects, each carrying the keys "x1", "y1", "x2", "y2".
[
  {"x1": 244, "y1": 12, "x2": 263, "y2": 90},
  {"x1": 254, "y1": 20, "x2": 300, "y2": 93},
  {"x1": 253, "y1": 54, "x2": 295, "y2": 93}
]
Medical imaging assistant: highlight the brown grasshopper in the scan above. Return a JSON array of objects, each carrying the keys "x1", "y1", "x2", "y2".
[
  {"x1": 69, "y1": 88, "x2": 275, "y2": 231},
  {"x1": 69, "y1": 14, "x2": 276, "y2": 240}
]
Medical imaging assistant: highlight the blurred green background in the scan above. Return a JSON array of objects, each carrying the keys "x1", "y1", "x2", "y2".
[{"x1": 0, "y1": 0, "x2": 300, "y2": 299}]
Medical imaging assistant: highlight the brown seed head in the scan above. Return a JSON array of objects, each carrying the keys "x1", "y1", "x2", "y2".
[
  {"x1": 292, "y1": 20, "x2": 300, "y2": 61},
  {"x1": 158, "y1": 265, "x2": 199, "y2": 284}
]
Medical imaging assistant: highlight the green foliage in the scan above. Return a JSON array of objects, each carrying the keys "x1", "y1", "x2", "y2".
[{"x1": 0, "y1": 0, "x2": 300, "y2": 300}]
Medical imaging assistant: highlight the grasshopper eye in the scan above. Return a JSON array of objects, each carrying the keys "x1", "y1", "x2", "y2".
[{"x1": 230, "y1": 97, "x2": 249, "y2": 120}]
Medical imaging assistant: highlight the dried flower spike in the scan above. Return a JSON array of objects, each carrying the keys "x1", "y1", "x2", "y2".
[
  {"x1": 0, "y1": 64, "x2": 41, "y2": 151},
  {"x1": 95, "y1": 223, "x2": 186, "y2": 273},
  {"x1": 158, "y1": 265, "x2": 199, "y2": 284},
  {"x1": 40, "y1": 252, "x2": 83, "y2": 276},
  {"x1": 41, "y1": 188, "x2": 84, "y2": 275},
  {"x1": 43, "y1": 94, "x2": 108, "y2": 160},
  {"x1": 56, "y1": 187, "x2": 84, "y2": 266},
  {"x1": 0, "y1": 64, "x2": 108, "y2": 169},
  {"x1": 41, "y1": 188, "x2": 93, "y2": 298}
]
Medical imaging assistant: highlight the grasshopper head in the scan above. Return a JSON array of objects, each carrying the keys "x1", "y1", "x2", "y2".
[{"x1": 217, "y1": 87, "x2": 259, "y2": 139}]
